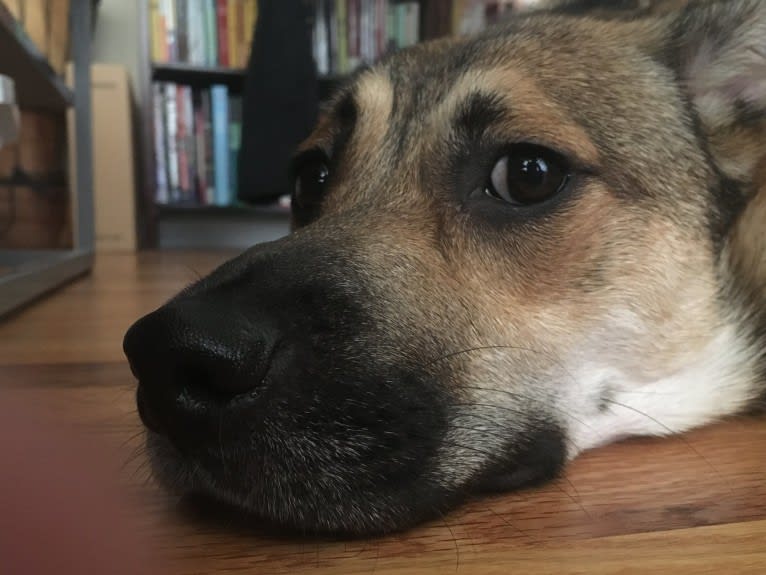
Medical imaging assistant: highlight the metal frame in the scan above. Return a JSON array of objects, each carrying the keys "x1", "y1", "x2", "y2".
[{"x1": 0, "y1": 0, "x2": 94, "y2": 318}]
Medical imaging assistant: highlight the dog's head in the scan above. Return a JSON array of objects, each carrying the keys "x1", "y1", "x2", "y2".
[{"x1": 125, "y1": 0, "x2": 766, "y2": 535}]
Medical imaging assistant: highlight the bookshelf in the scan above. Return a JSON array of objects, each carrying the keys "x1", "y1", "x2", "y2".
[
  {"x1": 0, "y1": 1, "x2": 97, "y2": 317},
  {"x1": 0, "y1": 4, "x2": 73, "y2": 110},
  {"x1": 151, "y1": 62, "x2": 345, "y2": 100},
  {"x1": 138, "y1": 0, "x2": 451, "y2": 249}
]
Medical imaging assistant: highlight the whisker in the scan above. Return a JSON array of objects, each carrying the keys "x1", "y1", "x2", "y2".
[
  {"x1": 448, "y1": 402, "x2": 584, "y2": 454},
  {"x1": 438, "y1": 514, "x2": 461, "y2": 572},
  {"x1": 184, "y1": 265, "x2": 204, "y2": 281},
  {"x1": 426, "y1": 344, "x2": 545, "y2": 370},
  {"x1": 601, "y1": 398, "x2": 732, "y2": 492},
  {"x1": 484, "y1": 506, "x2": 535, "y2": 543},
  {"x1": 459, "y1": 385, "x2": 599, "y2": 437}
]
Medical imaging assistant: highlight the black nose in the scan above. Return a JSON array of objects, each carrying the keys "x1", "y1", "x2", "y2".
[{"x1": 123, "y1": 298, "x2": 278, "y2": 404}]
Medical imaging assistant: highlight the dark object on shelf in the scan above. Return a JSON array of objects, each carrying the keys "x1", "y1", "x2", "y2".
[
  {"x1": 153, "y1": 62, "x2": 342, "y2": 101},
  {"x1": 152, "y1": 63, "x2": 247, "y2": 91},
  {"x1": 238, "y1": 0, "x2": 319, "y2": 203}
]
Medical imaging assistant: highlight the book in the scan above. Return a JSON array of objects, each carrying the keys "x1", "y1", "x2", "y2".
[
  {"x1": 211, "y1": 84, "x2": 230, "y2": 206},
  {"x1": 336, "y1": 0, "x2": 348, "y2": 74},
  {"x1": 216, "y1": 0, "x2": 229, "y2": 67},
  {"x1": 204, "y1": 0, "x2": 218, "y2": 65},
  {"x1": 242, "y1": 0, "x2": 258, "y2": 66},
  {"x1": 151, "y1": 0, "x2": 258, "y2": 67},
  {"x1": 227, "y1": 0, "x2": 239, "y2": 68},
  {"x1": 228, "y1": 94, "x2": 243, "y2": 205},
  {"x1": 314, "y1": 0, "x2": 329, "y2": 75},
  {"x1": 183, "y1": 86, "x2": 196, "y2": 201},
  {"x1": 175, "y1": 85, "x2": 190, "y2": 199},
  {"x1": 348, "y1": 0, "x2": 361, "y2": 70},
  {"x1": 176, "y1": 0, "x2": 188, "y2": 62},
  {"x1": 163, "y1": 0, "x2": 178, "y2": 61},
  {"x1": 376, "y1": 0, "x2": 386, "y2": 60},
  {"x1": 200, "y1": 89, "x2": 215, "y2": 204},
  {"x1": 153, "y1": 83, "x2": 170, "y2": 204},
  {"x1": 164, "y1": 83, "x2": 180, "y2": 202},
  {"x1": 150, "y1": 0, "x2": 165, "y2": 62},
  {"x1": 187, "y1": 0, "x2": 204, "y2": 65}
]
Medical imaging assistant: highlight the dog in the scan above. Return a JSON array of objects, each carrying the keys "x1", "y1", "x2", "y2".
[
  {"x1": 124, "y1": 0, "x2": 766, "y2": 535},
  {"x1": 510, "y1": 0, "x2": 690, "y2": 15}
]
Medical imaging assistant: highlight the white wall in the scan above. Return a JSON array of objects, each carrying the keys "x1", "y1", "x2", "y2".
[{"x1": 91, "y1": 0, "x2": 146, "y2": 104}]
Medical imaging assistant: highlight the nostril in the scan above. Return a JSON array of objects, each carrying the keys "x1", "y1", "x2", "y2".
[
  {"x1": 124, "y1": 301, "x2": 281, "y2": 408},
  {"x1": 175, "y1": 362, "x2": 238, "y2": 406}
]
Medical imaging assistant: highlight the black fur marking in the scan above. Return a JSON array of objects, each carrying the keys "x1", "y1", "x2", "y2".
[
  {"x1": 453, "y1": 92, "x2": 507, "y2": 142},
  {"x1": 331, "y1": 90, "x2": 359, "y2": 161},
  {"x1": 733, "y1": 99, "x2": 766, "y2": 127},
  {"x1": 127, "y1": 240, "x2": 458, "y2": 535},
  {"x1": 550, "y1": 0, "x2": 647, "y2": 16},
  {"x1": 473, "y1": 424, "x2": 566, "y2": 494}
]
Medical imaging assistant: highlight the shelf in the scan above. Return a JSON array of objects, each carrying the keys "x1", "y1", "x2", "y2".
[
  {"x1": 156, "y1": 201, "x2": 291, "y2": 219},
  {"x1": 152, "y1": 63, "x2": 248, "y2": 90},
  {"x1": 0, "y1": 249, "x2": 94, "y2": 318},
  {"x1": 151, "y1": 62, "x2": 346, "y2": 97},
  {"x1": 0, "y1": 2, "x2": 73, "y2": 110}
]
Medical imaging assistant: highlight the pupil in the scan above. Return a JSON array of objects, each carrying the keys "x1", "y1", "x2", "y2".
[{"x1": 519, "y1": 157, "x2": 547, "y2": 187}]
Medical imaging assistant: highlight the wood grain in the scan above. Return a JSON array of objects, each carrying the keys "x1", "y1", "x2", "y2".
[{"x1": 0, "y1": 252, "x2": 764, "y2": 574}]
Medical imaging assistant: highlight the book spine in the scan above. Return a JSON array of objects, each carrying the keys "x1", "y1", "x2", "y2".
[
  {"x1": 161, "y1": 0, "x2": 176, "y2": 61},
  {"x1": 193, "y1": 91, "x2": 206, "y2": 204},
  {"x1": 347, "y1": 0, "x2": 359, "y2": 69},
  {"x1": 187, "y1": 0, "x2": 201, "y2": 65},
  {"x1": 228, "y1": 94, "x2": 242, "y2": 205},
  {"x1": 149, "y1": 0, "x2": 162, "y2": 61},
  {"x1": 327, "y1": 0, "x2": 337, "y2": 74},
  {"x1": 176, "y1": 86, "x2": 189, "y2": 199},
  {"x1": 236, "y1": 0, "x2": 248, "y2": 68},
  {"x1": 366, "y1": 0, "x2": 374, "y2": 62},
  {"x1": 177, "y1": 0, "x2": 188, "y2": 62},
  {"x1": 201, "y1": 90, "x2": 215, "y2": 205},
  {"x1": 183, "y1": 86, "x2": 196, "y2": 201},
  {"x1": 204, "y1": 0, "x2": 217, "y2": 66},
  {"x1": 211, "y1": 85, "x2": 230, "y2": 206},
  {"x1": 241, "y1": 0, "x2": 257, "y2": 67},
  {"x1": 153, "y1": 83, "x2": 170, "y2": 204},
  {"x1": 375, "y1": 0, "x2": 384, "y2": 61},
  {"x1": 409, "y1": 2, "x2": 420, "y2": 46},
  {"x1": 314, "y1": 0, "x2": 329, "y2": 75},
  {"x1": 164, "y1": 83, "x2": 180, "y2": 202},
  {"x1": 335, "y1": 0, "x2": 347, "y2": 74},
  {"x1": 359, "y1": 0, "x2": 367, "y2": 63},
  {"x1": 227, "y1": 0, "x2": 238, "y2": 68},
  {"x1": 216, "y1": 0, "x2": 229, "y2": 67},
  {"x1": 386, "y1": 1, "x2": 395, "y2": 53}
]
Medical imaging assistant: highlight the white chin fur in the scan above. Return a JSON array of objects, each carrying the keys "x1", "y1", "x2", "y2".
[{"x1": 564, "y1": 320, "x2": 761, "y2": 458}]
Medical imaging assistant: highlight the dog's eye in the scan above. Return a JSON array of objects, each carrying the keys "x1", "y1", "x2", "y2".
[
  {"x1": 485, "y1": 145, "x2": 569, "y2": 205},
  {"x1": 293, "y1": 155, "x2": 330, "y2": 208}
]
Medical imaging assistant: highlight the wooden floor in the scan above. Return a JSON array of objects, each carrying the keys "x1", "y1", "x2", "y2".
[{"x1": 1, "y1": 252, "x2": 765, "y2": 574}]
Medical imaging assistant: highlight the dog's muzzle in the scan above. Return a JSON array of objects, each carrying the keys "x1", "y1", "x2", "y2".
[{"x1": 122, "y1": 236, "x2": 456, "y2": 534}]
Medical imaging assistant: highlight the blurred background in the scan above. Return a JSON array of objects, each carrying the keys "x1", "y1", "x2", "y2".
[{"x1": 0, "y1": 0, "x2": 534, "y2": 318}]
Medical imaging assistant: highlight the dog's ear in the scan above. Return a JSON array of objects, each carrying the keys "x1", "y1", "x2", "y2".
[
  {"x1": 664, "y1": 0, "x2": 766, "y2": 182},
  {"x1": 661, "y1": 1, "x2": 766, "y2": 300}
]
